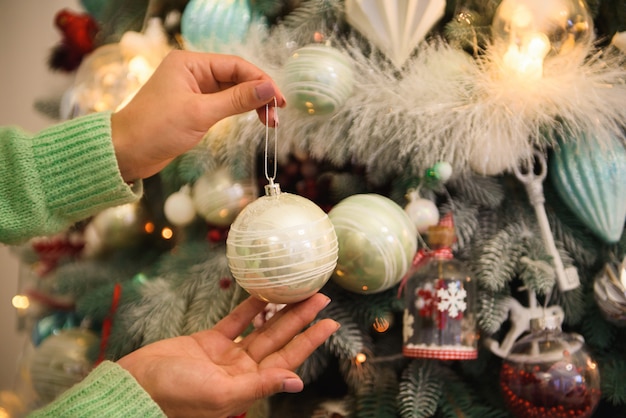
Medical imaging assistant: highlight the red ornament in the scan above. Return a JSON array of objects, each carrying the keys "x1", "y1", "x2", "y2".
[
  {"x1": 207, "y1": 228, "x2": 228, "y2": 243},
  {"x1": 219, "y1": 277, "x2": 233, "y2": 290},
  {"x1": 31, "y1": 233, "x2": 85, "y2": 276},
  {"x1": 49, "y1": 9, "x2": 99, "y2": 71}
]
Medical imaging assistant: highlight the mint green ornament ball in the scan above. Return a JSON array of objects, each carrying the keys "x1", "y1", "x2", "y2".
[
  {"x1": 283, "y1": 45, "x2": 354, "y2": 116},
  {"x1": 328, "y1": 194, "x2": 417, "y2": 294},
  {"x1": 550, "y1": 130, "x2": 626, "y2": 243},
  {"x1": 181, "y1": 0, "x2": 257, "y2": 53}
]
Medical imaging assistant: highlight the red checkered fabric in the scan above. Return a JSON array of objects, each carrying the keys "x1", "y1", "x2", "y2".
[{"x1": 403, "y1": 346, "x2": 477, "y2": 360}]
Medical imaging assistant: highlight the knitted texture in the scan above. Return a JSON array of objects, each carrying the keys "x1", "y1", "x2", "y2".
[
  {"x1": 0, "y1": 112, "x2": 141, "y2": 244},
  {"x1": 28, "y1": 361, "x2": 166, "y2": 418}
]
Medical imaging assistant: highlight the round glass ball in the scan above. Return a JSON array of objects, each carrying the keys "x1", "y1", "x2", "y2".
[
  {"x1": 226, "y1": 189, "x2": 338, "y2": 304},
  {"x1": 329, "y1": 194, "x2": 417, "y2": 294},
  {"x1": 283, "y1": 44, "x2": 354, "y2": 116},
  {"x1": 192, "y1": 168, "x2": 257, "y2": 227},
  {"x1": 181, "y1": 0, "x2": 254, "y2": 53},
  {"x1": 500, "y1": 318, "x2": 601, "y2": 418}
]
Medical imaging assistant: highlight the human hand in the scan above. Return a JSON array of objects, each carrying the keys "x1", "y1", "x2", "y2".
[
  {"x1": 116, "y1": 293, "x2": 338, "y2": 418},
  {"x1": 111, "y1": 50, "x2": 286, "y2": 182}
]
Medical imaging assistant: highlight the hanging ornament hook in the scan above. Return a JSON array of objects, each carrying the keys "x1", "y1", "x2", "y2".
[{"x1": 264, "y1": 97, "x2": 280, "y2": 196}]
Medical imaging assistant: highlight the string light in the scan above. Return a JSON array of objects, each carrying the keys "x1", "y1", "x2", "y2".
[
  {"x1": 161, "y1": 227, "x2": 174, "y2": 240},
  {"x1": 11, "y1": 295, "x2": 30, "y2": 310},
  {"x1": 372, "y1": 316, "x2": 390, "y2": 333}
]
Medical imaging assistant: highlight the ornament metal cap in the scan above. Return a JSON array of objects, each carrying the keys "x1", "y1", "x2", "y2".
[{"x1": 264, "y1": 181, "x2": 281, "y2": 196}]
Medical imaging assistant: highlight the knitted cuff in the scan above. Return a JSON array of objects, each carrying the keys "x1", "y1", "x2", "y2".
[
  {"x1": 32, "y1": 111, "x2": 142, "y2": 223},
  {"x1": 29, "y1": 361, "x2": 165, "y2": 418}
]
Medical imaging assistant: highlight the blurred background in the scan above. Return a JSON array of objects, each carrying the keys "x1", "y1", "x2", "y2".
[{"x1": 0, "y1": 0, "x2": 80, "y2": 390}]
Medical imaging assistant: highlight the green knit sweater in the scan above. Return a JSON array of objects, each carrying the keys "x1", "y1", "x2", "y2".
[
  {"x1": 0, "y1": 112, "x2": 163, "y2": 415},
  {"x1": 0, "y1": 111, "x2": 141, "y2": 244},
  {"x1": 29, "y1": 361, "x2": 165, "y2": 417}
]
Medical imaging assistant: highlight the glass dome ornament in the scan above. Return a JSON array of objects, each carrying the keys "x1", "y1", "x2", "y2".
[
  {"x1": 401, "y1": 215, "x2": 478, "y2": 360},
  {"x1": 491, "y1": 0, "x2": 593, "y2": 79},
  {"x1": 500, "y1": 313, "x2": 601, "y2": 418}
]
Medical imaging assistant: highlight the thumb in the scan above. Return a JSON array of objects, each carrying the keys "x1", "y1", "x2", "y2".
[{"x1": 201, "y1": 80, "x2": 278, "y2": 124}]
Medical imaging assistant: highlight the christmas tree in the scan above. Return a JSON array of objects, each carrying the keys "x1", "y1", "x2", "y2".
[{"x1": 8, "y1": 0, "x2": 626, "y2": 417}]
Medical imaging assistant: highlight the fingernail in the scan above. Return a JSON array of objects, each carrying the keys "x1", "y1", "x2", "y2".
[
  {"x1": 282, "y1": 378, "x2": 304, "y2": 393},
  {"x1": 255, "y1": 81, "x2": 275, "y2": 102}
]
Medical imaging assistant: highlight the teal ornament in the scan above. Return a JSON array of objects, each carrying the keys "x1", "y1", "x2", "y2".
[
  {"x1": 329, "y1": 194, "x2": 417, "y2": 294},
  {"x1": 80, "y1": 0, "x2": 108, "y2": 21},
  {"x1": 32, "y1": 312, "x2": 80, "y2": 347},
  {"x1": 550, "y1": 131, "x2": 626, "y2": 243},
  {"x1": 181, "y1": 0, "x2": 257, "y2": 53},
  {"x1": 283, "y1": 45, "x2": 354, "y2": 116}
]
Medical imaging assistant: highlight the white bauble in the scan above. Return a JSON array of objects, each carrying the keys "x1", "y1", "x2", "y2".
[
  {"x1": 29, "y1": 329, "x2": 99, "y2": 404},
  {"x1": 164, "y1": 187, "x2": 196, "y2": 226},
  {"x1": 192, "y1": 168, "x2": 256, "y2": 227},
  {"x1": 405, "y1": 197, "x2": 440, "y2": 234},
  {"x1": 227, "y1": 184, "x2": 338, "y2": 303}
]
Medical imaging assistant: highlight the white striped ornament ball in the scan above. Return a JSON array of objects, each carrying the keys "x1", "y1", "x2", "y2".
[
  {"x1": 226, "y1": 184, "x2": 338, "y2": 304},
  {"x1": 329, "y1": 194, "x2": 417, "y2": 294}
]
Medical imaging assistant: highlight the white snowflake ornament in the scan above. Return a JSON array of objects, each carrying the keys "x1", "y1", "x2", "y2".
[{"x1": 437, "y1": 282, "x2": 467, "y2": 318}]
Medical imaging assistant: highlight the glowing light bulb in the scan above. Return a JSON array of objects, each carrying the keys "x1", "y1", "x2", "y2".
[
  {"x1": 492, "y1": 0, "x2": 593, "y2": 79},
  {"x1": 12, "y1": 295, "x2": 30, "y2": 310}
]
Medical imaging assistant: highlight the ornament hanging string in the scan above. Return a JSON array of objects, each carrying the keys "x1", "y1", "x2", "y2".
[{"x1": 264, "y1": 97, "x2": 279, "y2": 186}]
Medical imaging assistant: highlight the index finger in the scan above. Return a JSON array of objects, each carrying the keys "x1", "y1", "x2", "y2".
[{"x1": 186, "y1": 52, "x2": 286, "y2": 106}]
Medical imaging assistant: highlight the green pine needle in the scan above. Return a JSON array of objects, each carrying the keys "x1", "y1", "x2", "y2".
[{"x1": 398, "y1": 360, "x2": 443, "y2": 418}]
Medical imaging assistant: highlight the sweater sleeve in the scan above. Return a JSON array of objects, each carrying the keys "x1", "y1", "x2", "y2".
[
  {"x1": 0, "y1": 112, "x2": 142, "y2": 244},
  {"x1": 28, "y1": 361, "x2": 166, "y2": 418}
]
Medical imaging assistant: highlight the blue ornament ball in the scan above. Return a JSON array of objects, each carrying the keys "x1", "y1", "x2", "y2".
[
  {"x1": 181, "y1": 0, "x2": 258, "y2": 53},
  {"x1": 283, "y1": 45, "x2": 354, "y2": 116}
]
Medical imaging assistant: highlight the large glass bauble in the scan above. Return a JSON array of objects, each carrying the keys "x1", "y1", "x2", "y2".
[
  {"x1": 181, "y1": 0, "x2": 256, "y2": 53},
  {"x1": 500, "y1": 317, "x2": 601, "y2": 418},
  {"x1": 227, "y1": 190, "x2": 338, "y2": 304},
  {"x1": 283, "y1": 45, "x2": 354, "y2": 116},
  {"x1": 329, "y1": 194, "x2": 417, "y2": 294}
]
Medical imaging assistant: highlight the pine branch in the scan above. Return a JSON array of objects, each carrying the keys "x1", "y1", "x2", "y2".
[
  {"x1": 296, "y1": 341, "x2": 332, "y2": 384},
  {"x1": 436, "y1": 367, "x2": 508, "y2": 418},
  {"x1": 600, "y1": 358, "x2": 626, "y2": 405},
  {"x1": 177, "y1": 252, "x2": 244, "y2": 335},
  {"x1": 552, "y1": 284, "x2": 586, "y2": 325},
  {"x1": 321, "y1": 299, "x2": 375, "y2": 390},
  {"x1": 477, "y1": 291, "x2": 511, "y2": 335},
  {"x1": 354, "y1": 367, "x2": 399, "y2": 418},
  {"x1": 440, "y1": 200, "x2": 479, "y2": 252},
  {"x1": 398, "y1": 360, "x2": 442, "y2": 418},
  {"x1": 134, "y1": 277, "x2": 186, "y2": 345},
  {"x1": 580, "y1": 295, "x2": 616, "y2": 351},
  {"x1": 474, "y1": 223, "x2": 530, "y2": 292},
  {"x1": 448, "y1": 172, "x2": 506, "y2": 209}
]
